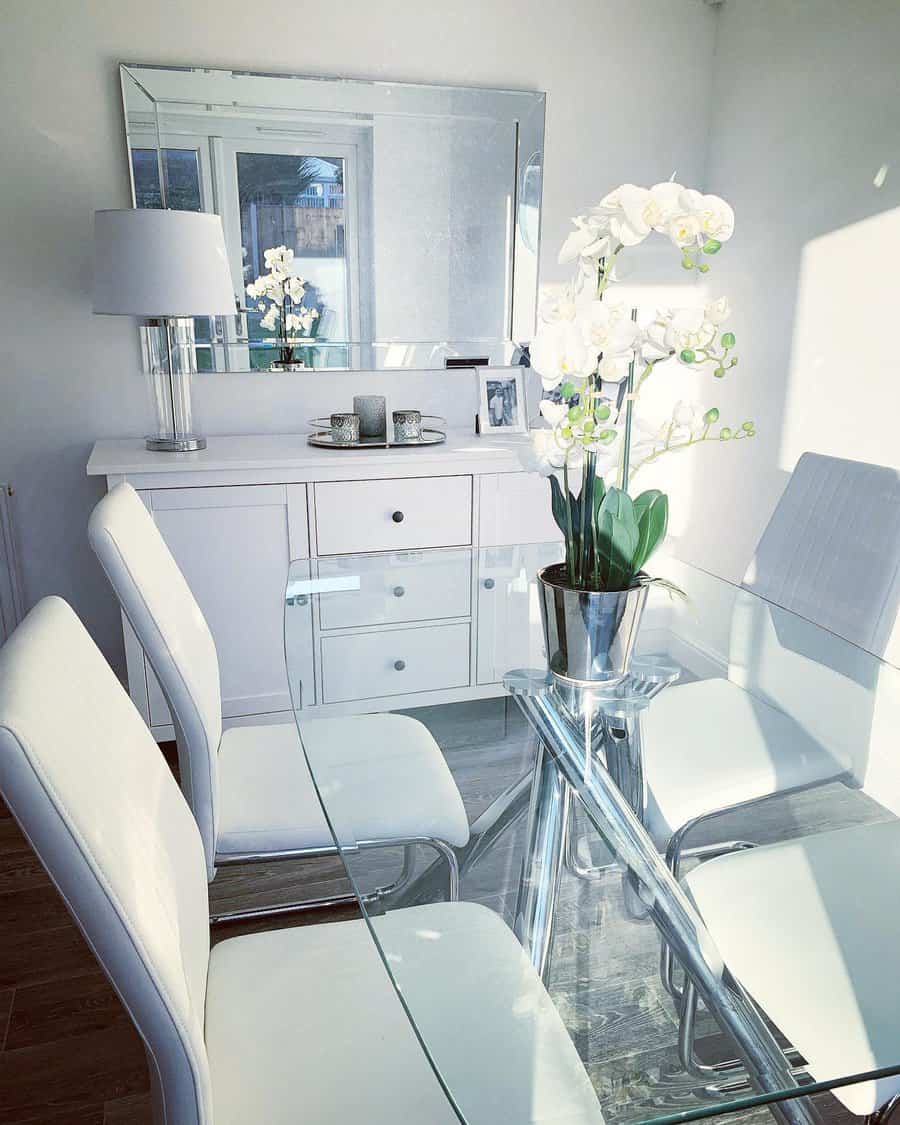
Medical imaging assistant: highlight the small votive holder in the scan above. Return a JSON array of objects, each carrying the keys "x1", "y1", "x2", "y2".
[
  {"x1": 393, "y1": 409, "x2": 422, "y2": 443},
  {"x1": 331, "y1": 412, "x2": 360, "y2": 444},
  {"x1": 353, "y1": 394, "x2": 387, "y2": 439}
]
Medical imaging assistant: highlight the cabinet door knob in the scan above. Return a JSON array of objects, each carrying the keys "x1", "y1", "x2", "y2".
[
  {"x1": 393, "y1": 585, "x2": 405, "y2": 598},
  {"x1": 483, "y1": 578, "x2": 495, "y2": 590},
  {"x1": 392, "y1": 510, "x2": 405, "y2": 523},
  {"x1": 394, "y1": 659, "x2": 406, "y2": 671}
]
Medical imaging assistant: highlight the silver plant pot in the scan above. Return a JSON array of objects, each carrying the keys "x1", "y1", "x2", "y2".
[{"x1": 537, "y1": 563, "x2": 649, "y2": 687}]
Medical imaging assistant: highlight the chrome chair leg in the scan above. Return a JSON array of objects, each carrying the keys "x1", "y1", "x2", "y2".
[
  {"x1": 212, "y1": 835, "x2": 460, "y2": 926},
  {"x1": 868, "y1": 1092, "x2": 900, "y2": 1125},
  {"x1": 678, "y1": 976, "x2": 806, "y2": 1094}
]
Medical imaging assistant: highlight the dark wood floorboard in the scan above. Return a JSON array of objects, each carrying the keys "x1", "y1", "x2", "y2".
[{"x1": 0, "y1": 699, "x2": 883, "y2": 1124}]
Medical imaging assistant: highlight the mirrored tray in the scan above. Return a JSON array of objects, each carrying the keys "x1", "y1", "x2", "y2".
[{"x1": 307, "y1": 428, "x2": 447, "y2": 450}]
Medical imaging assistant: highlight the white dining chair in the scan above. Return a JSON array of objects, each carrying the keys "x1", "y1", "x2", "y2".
[
  {"x1": 640, "y1": 452, "x2": 900, "y2": 878},
  {"x1": 674, "y1": 653, "x2": 900, "y2": 1121},
  {"x1": 0, "y1": 597, "x2": 605, "y2": 1125},
  {"x1": 88, "y1": 482, "x2": 469, "y2": 919}
]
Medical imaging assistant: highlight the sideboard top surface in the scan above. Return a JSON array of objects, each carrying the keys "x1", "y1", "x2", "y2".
[{"x1": 87, "y1": 430, "x2": 531, "y2": 486}]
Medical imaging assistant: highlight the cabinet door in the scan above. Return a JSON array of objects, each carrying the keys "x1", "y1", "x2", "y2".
[
  {"x1": 141, "y1": 484, "x2": 312, "y2": 727},
  {"x1": 478, "y1": 472, "x2": 562, "y2": 547},
  {"x1": 476, "y1": 542, "x2": 564, "y2": 685}
]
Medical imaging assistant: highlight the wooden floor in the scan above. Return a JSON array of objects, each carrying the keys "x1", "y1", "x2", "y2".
[{"x1": 0, "y1": 699, "x2": 889, "y2": 1124}]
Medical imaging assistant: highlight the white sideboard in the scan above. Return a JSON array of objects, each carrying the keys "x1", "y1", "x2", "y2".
[{"x1": 87, "y1": 431, "x2": 562, "y2": 740}]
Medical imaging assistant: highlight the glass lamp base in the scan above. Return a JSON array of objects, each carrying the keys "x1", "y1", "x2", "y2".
[{"x1": 145, "y1": 435, "x2": 207, "y2": 453}]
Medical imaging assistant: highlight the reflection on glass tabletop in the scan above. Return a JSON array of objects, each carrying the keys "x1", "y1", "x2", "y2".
[{"x1": 284, "y1": 545, "x2": 900, "y2": 1125}]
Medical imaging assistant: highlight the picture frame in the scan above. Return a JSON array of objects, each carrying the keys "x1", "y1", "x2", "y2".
[{"x1": 476, "y1": 367, "x2": 528, "y2": 436}]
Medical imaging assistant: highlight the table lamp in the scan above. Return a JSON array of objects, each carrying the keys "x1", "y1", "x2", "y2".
[{"x1": 92, "y1": 209, "x2": 236, "y2": 452}]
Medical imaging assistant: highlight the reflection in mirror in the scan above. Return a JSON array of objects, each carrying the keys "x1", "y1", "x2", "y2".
[{"x1": 119, "y1": 64, "x2": 545, "y2": 372}]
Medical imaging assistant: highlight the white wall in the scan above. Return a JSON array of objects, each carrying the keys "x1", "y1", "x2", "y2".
[
  {"x1": 0, "y1": 0, "x2": 715, "y2": 674},
  {"x1": 676, "y1": 0, "x2": 900, "y2": 581}
]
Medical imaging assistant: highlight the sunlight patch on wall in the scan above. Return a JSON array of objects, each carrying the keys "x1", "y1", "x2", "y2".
[{"x1": 780, "y1": 205, "x2": 900, "y2": 473}]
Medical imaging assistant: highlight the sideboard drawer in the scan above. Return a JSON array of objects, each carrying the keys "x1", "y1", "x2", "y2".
[
  {"x1": 321, "y1": 622, "x2": 471, "y2": 703},
  {"x1": 314, "y1": 476, "x2": 472, "y2": 555},
  {"x1": 317, "y1": 551, "x2": 471, "y2": 630}
]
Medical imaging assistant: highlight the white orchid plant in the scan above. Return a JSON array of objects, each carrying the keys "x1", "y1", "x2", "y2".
[
  {"x1": 525, "y1": 181, "x2": 755, "y2": 593},
  {"x1": 245, "y1": 245, "x2": 319, "y2": 367}
]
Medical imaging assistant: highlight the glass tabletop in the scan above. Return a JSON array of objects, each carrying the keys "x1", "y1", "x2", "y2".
[{"x1": 284, "y1": 544, "x2": 900, "y2": 1125}]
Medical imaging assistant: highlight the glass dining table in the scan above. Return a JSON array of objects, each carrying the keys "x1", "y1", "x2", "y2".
[{"x1": 283, "y1": 543, "x2": 900, "y2": 1125}]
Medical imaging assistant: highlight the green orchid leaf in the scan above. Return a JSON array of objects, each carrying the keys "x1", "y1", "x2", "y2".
[
  {"x1": 595, "y1": 486, "x2": 639, "y2": 590},
  {"x1": 548, "y1": 474, "x2": 569, "y2": 538},
  {"x1": 632, "y1": 490, "x2": 669, "y2": 573}
]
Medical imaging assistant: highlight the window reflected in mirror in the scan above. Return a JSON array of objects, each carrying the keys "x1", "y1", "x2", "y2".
[{"x1": 119, "y1": 64, "x2": 545, "y2": 372}]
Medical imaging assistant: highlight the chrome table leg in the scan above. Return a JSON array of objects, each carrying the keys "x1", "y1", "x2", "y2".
[
  {"x1": 514, "y1": 741, "x2": 569, "y2": 982},
  {"x1": 512, "y1": 685, "x2": 822, "y2": 1125}
]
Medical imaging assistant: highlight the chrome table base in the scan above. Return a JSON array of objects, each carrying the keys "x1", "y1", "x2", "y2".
[{"x1": 508, "y1": 674, "x2": 821, "y2": 1125}]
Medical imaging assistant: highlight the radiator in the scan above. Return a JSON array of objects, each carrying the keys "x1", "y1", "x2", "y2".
[{"x1": 0, "y1": 485, "x2": 24, "y2": 645}]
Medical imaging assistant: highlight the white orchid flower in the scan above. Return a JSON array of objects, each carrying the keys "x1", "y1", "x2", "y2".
[
  {"x1": 696, "y1": 194, "x2": 735, "y2": 242},
  {"x1": 598, "y1": 354, "x2": 632, "y2": 382},
  {"x1": 539, "y1": 400, "x2": 569, "y2": 427},
  {"x1": 259, "y1": 307, "x2": 279, "y2": 331},
  {"x1": 264, "y1": 245, "x2": 294, "y2": 271},
  {"x1": 558, "y1": 216, "x2": 610, "y2": 265},
  {"x1": 530, "y1": 321, "x2": 597, "y2": 391},
  {"x1": 592, "y1": 184, "x2": 652, "y2": 247},
  {"x1": 518, "y1": 427, "x2": 584, "y2": 477},
  {"x1": 667, "y1": 308, "x2": 716, "y2": 352},
  {"x1": 285, "y1": 276, "x2": 306, "y2": 303},
  {"x1": 704, "y1": 295, "x2": 731, "y2": 325},
  {"x1": 644, "y1": 182, "x2": 686, "y2": 231},
  {"x1": 672, "y1": 400, "x2": 699, "y2": 428},
  {"x1": 581, "y1": 300, "x2": 640, "y2": 355},
  {"x1": 639, "y1": 313, "x2": 676, "y2": 361},
  {"x1": 667, "y1": 212, "x2": 703, "y2": 249},
  {"x1": 538, "y1": 284, "x2": 578, "y2": 324}
]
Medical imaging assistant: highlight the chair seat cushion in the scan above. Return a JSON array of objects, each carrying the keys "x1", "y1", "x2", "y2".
[
  {"x1": 642, "y1": 678, "x2": 847, "y2": 848},
  {"x1": 205, "y1": 901, "x2": 604, "y2": 1125},
  {"x1": 685, "y1": 819, "x2": 900, "y2": 1116},
  {"x1": 215, "y1": 714, "x2": 470, "y2": 858}
]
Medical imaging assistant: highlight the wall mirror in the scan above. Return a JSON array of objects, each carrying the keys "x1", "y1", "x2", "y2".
[{"x1": 119, "y1": 63, "x2": 545, "y2": 373}]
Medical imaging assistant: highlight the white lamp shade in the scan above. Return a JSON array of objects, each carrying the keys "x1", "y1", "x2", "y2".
[{"x1": 92, "y1": 209, "x2": 236, "y2": 317}]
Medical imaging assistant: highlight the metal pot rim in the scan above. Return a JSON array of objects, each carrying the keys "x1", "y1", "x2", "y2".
[{"x1": 537, "y1": 563, "x2": 649, "y2": 596}]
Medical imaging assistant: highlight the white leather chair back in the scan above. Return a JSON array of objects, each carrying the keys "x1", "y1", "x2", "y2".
[
  {"x1": 89, "y1": 483, "x2": 222, "y2": 876},
  {"x1": 0, "y1": 598, "x2": 213, "y2": 1125},
  {"x1": 730, "y1": 453, "x2": 900, "y2": 787},
  {"x1": 743, "y1": 452, "x2": 900, "y2": 660}
]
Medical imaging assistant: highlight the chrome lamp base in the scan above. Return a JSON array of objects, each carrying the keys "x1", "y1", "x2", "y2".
[{"x1": 145, "y1": 435, "x2": 207, "y2": 453}]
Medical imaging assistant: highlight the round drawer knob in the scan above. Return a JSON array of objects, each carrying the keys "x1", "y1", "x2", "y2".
[
  {"x1": 394, "y1": 659, "x2": 406, "y2": 671},
  {"x1": 392, "y1": 510, "x2": 404, "y2": 523},
  {"x1": 483, "y1": 578, "x2": 495, "y2": 590},
  {"x1": 393, "y1": 585, "x2": 405, "y2": 598}
]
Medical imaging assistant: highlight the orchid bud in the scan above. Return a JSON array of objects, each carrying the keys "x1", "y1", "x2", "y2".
[
  {"x1": 703, "y1": 407, "x2": 720, "y2": 424},
  {"x1": 719, "y1": 427, "x2": 732, "y2": 440},
  {"x1": 698, "y1": 263, "x2": 710, "y2": 274},
  {"x1": 560, "y1": 381, "x2": 575, "y2": 399},
  {"x1": 681, "y1": 255, "x2": 694, "y2": 270},
  {"x1": 680, "y1": 349, "x2": 696, "y2": 364},
  {"x1": 595, "y1": 403, "x2": 611, "y2": 421},
  {"x1": 714, "y1": 366, "x2": 726, "y2": 378},
  {"x1": 583, "y1": 419, "x2": 595, "y2": 434},
  {"x1": 597, "y1": 428, "x2": 616, "y2": 443},
  {"x1": 702, "y1": 239, "x2": 721, "y2": 255},
  {"x1": 742, "y1": 421, "x2": 755, "y2": 432},
  {"x1": 568, "y1": 405, "x2": 583, "y2": 422},
  {"x1": 721, "y1": 332, "x2": 736, "y2": 348}
]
